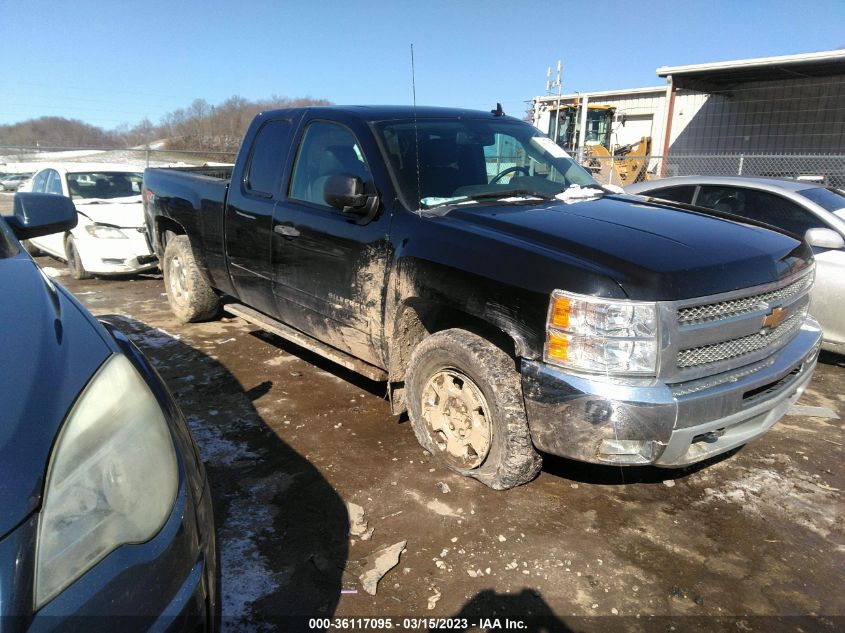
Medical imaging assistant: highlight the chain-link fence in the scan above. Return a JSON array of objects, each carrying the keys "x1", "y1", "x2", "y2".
[{"x1": 582, "y1": 153, "x2": 845, "y2": 188}]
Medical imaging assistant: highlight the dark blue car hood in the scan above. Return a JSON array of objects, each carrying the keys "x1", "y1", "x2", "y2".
[{"x1": 0, "y1": 256, "x2": 110, "y2": 537}]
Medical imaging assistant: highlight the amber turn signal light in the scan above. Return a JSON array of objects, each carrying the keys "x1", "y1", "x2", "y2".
[
  {"x1": 551, "y1": 296, "x2": 571, "y2": 329},
  {"x1": 547, "y1": 332, "x2": 569, "y2": 361}
]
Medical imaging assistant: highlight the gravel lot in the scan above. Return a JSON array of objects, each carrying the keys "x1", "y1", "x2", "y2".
[{"x1": 27, "y1": 254, "x2": 845, "y2": 631}]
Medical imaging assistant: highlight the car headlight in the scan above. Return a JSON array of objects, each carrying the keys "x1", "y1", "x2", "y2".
[
  {"x1": 544, "y1": 290, "x2": 659, "y2": 375},
  {"x1": 85, "y1": 224, "x2": 127, "y2": 239},
  {"x1": 34, "y1": 354, "x2": 178, "y2": 609}
]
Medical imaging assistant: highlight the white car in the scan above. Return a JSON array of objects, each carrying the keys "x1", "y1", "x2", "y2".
[
  {"x1": 626, "y1": 176, "x2": 845, "y2": 354},
  {"x1": 25, "y1": 163, "x2": 158, "y2": 278}
]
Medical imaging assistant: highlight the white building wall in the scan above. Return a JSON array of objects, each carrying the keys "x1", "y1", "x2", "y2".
[
  {"x1": 533, "y1": 88, "x2": 667, "y2": 150},
  {"x1": 532, "y1": 73, "x2": 845, "y2": 157}
]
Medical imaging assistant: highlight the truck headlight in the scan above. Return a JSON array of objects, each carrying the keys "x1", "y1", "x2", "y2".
[
  {"x1": 544, "y1": 290, "x2": 659, "y2": 375},
  {"x1": 34, "y1": 354, "x2": 178, "y2": 609},
  {"x1": 85, "y1": 224, "x2": 127, "y2": 239}
]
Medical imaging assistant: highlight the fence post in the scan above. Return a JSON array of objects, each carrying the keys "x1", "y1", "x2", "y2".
[
  {"x1": 145, "y1": 149, "x2": 150, "y2": 168},
  {"x1": 738, "y1": 154, "x2": 744, "y2": 176}
]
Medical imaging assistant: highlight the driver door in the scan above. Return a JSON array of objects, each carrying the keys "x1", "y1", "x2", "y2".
[{"x1": 271, "y1": 120, "x2": 391, "y2": 366}]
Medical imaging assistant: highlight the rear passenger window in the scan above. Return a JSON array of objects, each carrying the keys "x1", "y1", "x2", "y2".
[
  {"x1": 697, "y1": 186, "x2": 824, "y2": 236},
  {"x1": 642, "y1": 185, "x2": 696, "y2": 204},
  {"x1": 245, "y1": 120, "x2": 292, "y2": 197}
]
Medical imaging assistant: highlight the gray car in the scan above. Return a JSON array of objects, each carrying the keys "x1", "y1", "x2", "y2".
[
  {"x1": 626, "y1": 176, "x2": 845, "y2": 354},
  {"x1": 0, "y1": 173, "x2": 33, "y2": 191}
]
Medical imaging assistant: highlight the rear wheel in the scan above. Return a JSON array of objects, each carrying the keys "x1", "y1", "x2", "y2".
[
  {"x1": 406, "y1": 328, "x2": 542, "y2": 490},
  {"x1": 65, "y1": 235, "x2": 92, "y2": 280},
  {"x1": 162, "y1": 234, "x2": 220, "y2": 323}
]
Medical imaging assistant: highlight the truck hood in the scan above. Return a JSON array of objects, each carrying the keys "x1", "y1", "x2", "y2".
[
  {"x1": 0, "y1": 256, "x2": 110, "y2": 537},
  {"x1": 440, "y1": 195, "x2": 812, "y2": 300},
  {"x1": 75, "y1": 196, "x2": 145, "y2": 228}
]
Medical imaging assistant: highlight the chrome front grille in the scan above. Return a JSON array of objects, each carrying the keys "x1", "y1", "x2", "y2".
[
  {"x1": 659, "y1": 267, "x2": 815, "y2": 383},
  {"x1": 677, "y1": 309, "x2": 806, "y2": 368},
  {"x1": 677, "y1": 274, "x2": 812, "y2": 325}
]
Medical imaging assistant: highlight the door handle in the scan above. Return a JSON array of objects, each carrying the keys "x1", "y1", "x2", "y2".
[{"x1": 274, "y1": 224, "x2": 300, "y2": 238}]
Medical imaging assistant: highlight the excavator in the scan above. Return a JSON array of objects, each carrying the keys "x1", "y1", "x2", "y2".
[{"x1": 546, "y1": 102, "x2": 651, "y2": 186}]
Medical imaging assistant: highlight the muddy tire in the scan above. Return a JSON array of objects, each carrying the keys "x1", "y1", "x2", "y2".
[
  {"x1": 162, "y1": 234, "x2": 220, "y2": 323},
  {"x1": 406, "y1": 328, "x2": 542, "y2": 490},
  {"x1": 65, "y1": 235, "x2": 92, "y2": 280}
]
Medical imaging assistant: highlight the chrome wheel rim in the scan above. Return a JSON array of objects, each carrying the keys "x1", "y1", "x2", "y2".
[{"x1": 421, "y1": 369, "x2": 492, "y2": 469}]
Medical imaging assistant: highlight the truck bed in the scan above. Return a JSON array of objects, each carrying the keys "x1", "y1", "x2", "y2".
[{"x1": 142, "y1": 167, "x2": 232, "y2": 292}]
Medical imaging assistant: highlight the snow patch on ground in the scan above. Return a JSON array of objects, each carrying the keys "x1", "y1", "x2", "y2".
[
  {"x1": 698, "y1": 464, "x2": 840, "y2": 539},
  {"x1": 404, "y1": 490, "x2": 462, "y2": 518},
  {"x1": 264, "y1": 355, "x2": 298, "y2": 366},
  {"x1": 41, "y1": 266, "x2": 66, "y2": 277},
  {"x1": 184, "y1": 415, "x2": 280, "y2": 630},
  {"x1": 185, "y1": 415, "x2": 258, "y2": 467},
  {"x1": 219, "y1": 492, "x2": 280, "y2": 631}
]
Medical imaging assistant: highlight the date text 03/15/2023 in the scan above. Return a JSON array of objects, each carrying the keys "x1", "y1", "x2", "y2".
[{"x1": 308, "y1": 617, "x2": 528, "y2": 629}]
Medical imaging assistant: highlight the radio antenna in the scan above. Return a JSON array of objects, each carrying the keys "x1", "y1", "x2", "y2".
[{"x1": 411, "y1": 43, "x2": 422, "y2": 212}]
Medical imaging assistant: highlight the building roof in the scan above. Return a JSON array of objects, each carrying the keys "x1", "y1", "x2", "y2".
[
  {"x1": 534, "y1": 86, "x2": 665, "y2": 103},
  {"x1": 657, "y1": 49, "x2": 845, "y2": 91}
]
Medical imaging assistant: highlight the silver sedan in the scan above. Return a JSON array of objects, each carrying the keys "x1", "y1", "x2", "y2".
[
  {"x1": 0, "y1": 173, "x2": 33, "y2": 191},
  {"x1": 626, "y1": 176, "x2": 845, "y2": 354}
]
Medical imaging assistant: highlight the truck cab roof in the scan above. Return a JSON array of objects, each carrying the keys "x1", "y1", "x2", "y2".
[{"x1": 256, "y1": 104, "x2": 521, "y2": 123}]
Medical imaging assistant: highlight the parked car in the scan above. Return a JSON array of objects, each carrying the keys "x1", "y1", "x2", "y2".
[
  {"x1": 0, "y1": 172, "x2": 33, "y2": 191},
  {"x1": 25, "y1": 163, "x2": 158, "y2": 278},
  {"x1": 0, "y1": 192, "x2": 217, "y2": 629},
  {"x1": 626, "y1": 176, "x2": 845, "y2": 354},
  {"x1": 143, "y1": 106, "x2": 822, "y2": 489}
]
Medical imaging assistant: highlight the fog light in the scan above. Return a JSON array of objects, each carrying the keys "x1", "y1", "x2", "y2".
[{"x1": 598, "y1": 439, "x2": 654, "y2": 463}]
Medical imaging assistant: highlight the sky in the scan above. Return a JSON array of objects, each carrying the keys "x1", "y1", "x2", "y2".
[{"x1": 1, "y1": 0, "x2": 844, "y2": 130}]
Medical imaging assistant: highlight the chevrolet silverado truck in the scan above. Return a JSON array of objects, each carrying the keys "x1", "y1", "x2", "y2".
[{"x1": 143, "y1": 105, "x2": 822, "y2": 489}]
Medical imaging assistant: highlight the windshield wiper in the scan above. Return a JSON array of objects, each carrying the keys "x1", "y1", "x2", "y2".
[{"x1": 459, "y1": 189, "x2": 556, "y2": 202}]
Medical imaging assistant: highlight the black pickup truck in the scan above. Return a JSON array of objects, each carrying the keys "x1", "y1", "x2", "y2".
[{"x1": 143, "y1": 105, "x2": 822, "y2": 489}]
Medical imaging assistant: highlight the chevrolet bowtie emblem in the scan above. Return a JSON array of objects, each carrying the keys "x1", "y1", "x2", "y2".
[{"x1": 762, "y1": 307, "x2": 786, "y2": 330}]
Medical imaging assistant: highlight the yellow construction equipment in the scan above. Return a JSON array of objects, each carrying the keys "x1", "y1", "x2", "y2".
[
  {"x1": 546, "y1": 101, "x2": 652, "y2": 186},
  {"x1": 583, "y1": 136, "x2": 652, "y2": 186}
]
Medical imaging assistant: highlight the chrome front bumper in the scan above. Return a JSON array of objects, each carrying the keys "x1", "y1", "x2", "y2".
[{"x1": 521, "y1": 319, "x2": 822, "y2": 467}]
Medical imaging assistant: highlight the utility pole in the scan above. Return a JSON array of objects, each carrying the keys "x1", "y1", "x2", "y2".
[{"x1": 547, "y1": 61, "x2": 562, "y2": 146}]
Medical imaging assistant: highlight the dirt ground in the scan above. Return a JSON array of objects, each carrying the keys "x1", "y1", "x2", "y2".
[{"x1": 32, "y1": 255, "x2": 844, "y2": 632}]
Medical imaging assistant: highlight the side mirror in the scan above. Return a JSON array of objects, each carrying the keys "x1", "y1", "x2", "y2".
[
  {"x1": 805, "y1": 227, "x2": 844, "y2": 250},
  {"x1": 7, "y1": 192, "x2": 78, "y2": 240},
  {"x1": 324, "y1": 174, "x2": 368, "y2": 212}
]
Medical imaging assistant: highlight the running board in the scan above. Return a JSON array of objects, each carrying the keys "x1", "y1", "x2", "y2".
[{"x1": 223, "y1": 302, "x2": 388, "y2": 381}]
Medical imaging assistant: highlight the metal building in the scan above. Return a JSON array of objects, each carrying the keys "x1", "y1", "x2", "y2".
[{"x1": 531, "y1": 49, "x2": 845, "y2": 182}]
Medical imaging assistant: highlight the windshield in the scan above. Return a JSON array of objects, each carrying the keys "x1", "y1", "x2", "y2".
[
  {"x1": 67, "y1": 172, "x2": 143, "y2": 200},
  {"x1": 374, "y1": 118, "x2": 597, "y2": 209},
  {"x1": 798, "y1": 186, "x2": 845, "y2": 214}
]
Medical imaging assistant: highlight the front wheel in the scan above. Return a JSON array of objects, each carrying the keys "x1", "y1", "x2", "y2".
[
  {"x1": 65, "y1": 235, "x2": 92, "y2": 279},
  {"x1": 22, "y1": 240, "x2": 41, "y2": 256},
  {"x1": 406, "y1": 328, "x2": 542, "y2": 490},
  {"x1": 162, "y1": 234, "x2": 220, "y2": 323}
]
